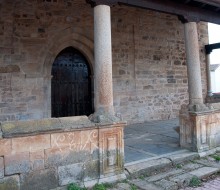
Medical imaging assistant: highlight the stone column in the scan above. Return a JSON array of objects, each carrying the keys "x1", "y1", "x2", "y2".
[
  {"x1": 206, "y1": 54, "x2": 213, "y2": 97},
  {"x1": 184, "y1": 22, "x2": 205, "y2": 111},
  {"x1": 91, "y1": 3, "x2": 119, "y2": 123}
]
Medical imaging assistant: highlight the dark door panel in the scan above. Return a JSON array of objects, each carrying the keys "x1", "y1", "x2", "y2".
[{"x1": 51, "y1": 47, "x2": 93, "y2": 117}]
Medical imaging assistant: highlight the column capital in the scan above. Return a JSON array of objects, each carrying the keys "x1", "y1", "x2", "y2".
[
  {"x1": 86, "y1": 0, "x2": 118, "y2": 7},
  {"x1": 178, "y1": 15, "x2": 200, "y2": 24}
]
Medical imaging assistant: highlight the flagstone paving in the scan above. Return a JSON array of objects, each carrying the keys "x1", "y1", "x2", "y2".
[{"x1": 124, "y1": 118, "x2": 181, "y2": 163}]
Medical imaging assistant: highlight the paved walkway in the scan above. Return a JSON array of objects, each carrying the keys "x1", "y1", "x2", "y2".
[
  {"x1": 184, "y1": 177, "x2": 220, "y2": 190},
  {"x1": 124, "y1": 118, "x2": 181, "y2": 163}
]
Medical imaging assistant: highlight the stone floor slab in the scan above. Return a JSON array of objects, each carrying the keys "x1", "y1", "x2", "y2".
[
  {"x1": 124, "y1": 118, "x2": 183, "y2": 163},
  {"x1": 169, "y1": 173, "x2": 194, "y2": 188},
  {"x1": 182, "y1": 163, "x2": 204, "y2": 171},
  {"x1": 131, "y1": 179, "x2": 163, "y2": 190},
  {"x1": 155, "y1": 179, "x2": 178, "y2": 190},
  {"x1": 167, "y1": 152, "x2": 199, "y2": 164},
  {"x1": 125, "y1": 147, "x2": 153, "y2": 163},
  {"x1": 146, "y1": 169, "x2": 183, "y2": 182},
  {"x1": 126, "y1": 158, "x2": 172, "y2": 175},
  {"x1": 189, "y1": 167, "x2": 219, "y2": 178}
]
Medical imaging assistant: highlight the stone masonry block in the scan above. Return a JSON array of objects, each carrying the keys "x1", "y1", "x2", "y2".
[
  {"x1": 5, "y1": 152, "x2": 30, "y2": 175},
  {"x1": 0, "y1": 139, "x2": 12, "y2": 156},
  {"x1": 12, "y1": 134, "x2": 50, "y2": 153},
  {"x1": 58, "y1": 163, "x2": 83, "y2": 186},
  {"x1": 45, "y1": 146, "x2": 96, "y2": 168},
  {"x1": 0, "y1": 157, "x2": 3, "y2": 179},
  {"x1": 20, "y1": 168, "x2": 58, "y2": 190},
  {"x1": 0, "y1": 175, "x2": 20, "y2": 190},
  {"x1": 30, "y1": 151, "x2": 45, "y2": 171}
]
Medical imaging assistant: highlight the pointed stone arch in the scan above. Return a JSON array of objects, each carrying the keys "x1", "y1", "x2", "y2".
[{"x1": 42, "y1": 30, "x2": 94, "y2": 118}]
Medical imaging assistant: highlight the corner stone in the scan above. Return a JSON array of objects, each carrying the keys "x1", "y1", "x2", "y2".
[{"x1": 0, "y1": 175, "x2": 20, "y2": 190}]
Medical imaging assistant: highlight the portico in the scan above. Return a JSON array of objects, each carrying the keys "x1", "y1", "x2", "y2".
[{"x1": 1, "y1": 0, "x2": 220, "y2": 188}]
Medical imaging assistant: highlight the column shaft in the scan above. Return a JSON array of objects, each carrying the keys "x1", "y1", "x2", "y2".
[
  {"x1": 94, "y1": 5, "x2": 114, "y2": 114},
  {"x1": 206, "y1": 54, "x2": 213, "y2": 96},
  {"x1": 184, "y1": 22, "x2": 203, "y2": 105}
]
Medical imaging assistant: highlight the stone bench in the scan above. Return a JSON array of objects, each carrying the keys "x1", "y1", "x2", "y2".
[{"x1": 0, "y1": 116, "x2": 126, "y2": 190}]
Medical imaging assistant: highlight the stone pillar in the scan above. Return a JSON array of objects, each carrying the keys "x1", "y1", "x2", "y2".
[
  {"x1": 206, "y1": 54, "x2": 213, "y2": 97},
  {"x1": 90, "y1": 2, "x2": 119, "y2": 123},
  {"x1": 184, "y1": 22, "x2": 205, "y2": 111},
  {"x1": 180, "y1": 21, "x2": 211, "y2": 152}
]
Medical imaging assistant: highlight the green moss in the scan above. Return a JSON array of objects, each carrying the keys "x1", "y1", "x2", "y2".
[
  {"x1": 130, "y1": 184, "x2": 137, "y2": 190},
  {"x1": 189, "y1": 176, "x2": 201, "y2": 187},
  {"x1": 212, "y1": 155, "x2": 220, "y2": 161},
  {"x1": 67, "y1": 183, "x2": 87, "y2": 190}
]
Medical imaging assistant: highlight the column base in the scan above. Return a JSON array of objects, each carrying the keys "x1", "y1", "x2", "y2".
[
  {"x1": 89, "y1": 111, "x2": 121, "y2": 123},
  {"x1": 207, "y1": 91, "x2": 213, "y2": 97},
  {"x1": 187, "y1": 103, "x2": 212, "y2": 112},
  {"x1": 179, "y1": 105, "x2": 219, "y2": 152}
]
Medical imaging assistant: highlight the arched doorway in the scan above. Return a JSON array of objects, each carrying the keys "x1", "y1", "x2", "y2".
[{"x1": 51, "y1": 47, "x2": 93, "y2": 117}]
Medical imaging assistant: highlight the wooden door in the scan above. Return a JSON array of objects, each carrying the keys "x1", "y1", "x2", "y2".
[{"x1": 51, "y1": 47, "x2": 93, "y2": 117}]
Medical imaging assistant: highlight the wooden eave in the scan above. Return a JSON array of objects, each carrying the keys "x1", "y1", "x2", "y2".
[{"x1": 87, "y1": 0, "x2": 220, "y2": 24}]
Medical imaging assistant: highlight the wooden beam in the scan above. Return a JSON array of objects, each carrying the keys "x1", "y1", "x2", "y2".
[
  {"x1": 86, "y1": 0, "x2": 220, "y2": 24},
  {"x1": 117, "y1": 0, "x2": 220, "y2": 24},
  {"x1": 194, "y1": 0, "x2": 220, "y2": 8},
  {"x1": 205, "y1": 43, "x2": 220, "y2": 54}
]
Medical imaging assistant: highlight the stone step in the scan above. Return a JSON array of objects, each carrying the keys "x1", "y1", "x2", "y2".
[
  {"x1": 189, "y1": 166, "x2": 219, "y2": 178},
  {"x1": 125, "y1": 150, "x2": 199, "y2": 176},
  {"x1": 146, "y1": 169, "x2": 184, "y2": 182},
  {"x1": 169, "y1": 166, "x2": 220, "y2": 188},
  {"x1": 131, "y1": 179, "x2": 163, "y2": 190},
  {"x1": 130, "y1": 166, "x2": 220, "y2": 190},
  {"x1": 125, "y1": 158, "x2": 172, "y2": 176}
]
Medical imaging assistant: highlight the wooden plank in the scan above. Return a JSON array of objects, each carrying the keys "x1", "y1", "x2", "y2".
[
  {"x1": 118, "y1": 0, "x2": 220, "y2": 24},
  {"x1": 87, "y1": 0, "x2": 220, "y2": 24},
  {"x1": 205, "y1": 43, "x2": 220, "y2": 54},
  {"x1": 195, "y1": 0, "x2": 220, "y2": 8}
]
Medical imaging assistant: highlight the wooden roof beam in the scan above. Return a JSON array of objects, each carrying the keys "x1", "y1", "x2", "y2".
[
  {"x1": 118, "y1": 0, "x2": 220, "y2": 24},
  {"x1": 86, "y1": 0, "x2": 220, "y2": 24}
]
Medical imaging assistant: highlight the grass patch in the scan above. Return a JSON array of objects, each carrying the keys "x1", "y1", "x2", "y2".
[
  {"x1": 67, "y1": 183, "x2": 87, "y2": 190},
  {"x1": 138, "y1": 173, "x2": 149, "y2": 180},
  {"x1": 175, "y1": 164, "x2": 182, "y2": 169},
  {"x1": 92, "y1": 183, "x2": 114, "y2": 190},
  {"x1": 130, "y1": 184, "x2": 137, "y2": 190},
  {"x1": 212, "y1": 155, "x2": 220, "y2": 161},
  {"x1": 189, "y1": 176, "x2": 202, "y2": 187}
]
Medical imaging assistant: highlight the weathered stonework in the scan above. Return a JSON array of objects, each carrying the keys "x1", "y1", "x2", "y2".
[
  {"x1": 180, "y1": 107, "x2": 220, "y2": 152},
  {"x1": 0, "y1": 0, "x2": 208, "y2": 124},
  {"x1": 0, "y1": 116, "x2": 126, "y2": 189},
  {"x1": 0, "y1": 175, "x2": 20, "y2": 190},
  {"x1": 0, "y1": 157, "x2": 4, "y2": 179}
]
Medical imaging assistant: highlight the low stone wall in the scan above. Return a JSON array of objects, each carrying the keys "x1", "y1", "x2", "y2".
[
  {"x1": 0, "y1": 116, "x2": 126, "y2": 190},
  {"x1": 180, "y1": 106, "x2": 220, "y2": 152}
]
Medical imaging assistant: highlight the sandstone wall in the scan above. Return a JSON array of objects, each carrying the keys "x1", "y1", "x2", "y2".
[
  {"x1": 0, "y1": 117, "x2": 125, "y2": 189},
  {"x1": 0, "y1": 0, "x2": 208, "y2": 123}
]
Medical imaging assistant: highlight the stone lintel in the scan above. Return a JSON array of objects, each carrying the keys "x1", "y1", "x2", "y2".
[{"x1": 86, "y1": 0, "x2": 118, "y2": 7}]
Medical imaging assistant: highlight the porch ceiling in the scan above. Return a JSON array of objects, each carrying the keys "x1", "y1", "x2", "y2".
[
  {"x1": 117, "y1": 0, "x2": 220, "y2": 24},
  {"x1": 88, "y1": 0, "x2": 220, "y2": 24}
]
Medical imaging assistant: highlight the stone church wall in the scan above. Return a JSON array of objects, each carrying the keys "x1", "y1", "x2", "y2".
[{"x1": 0, "y1": 0, "x2": 208, "y2": 123}]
